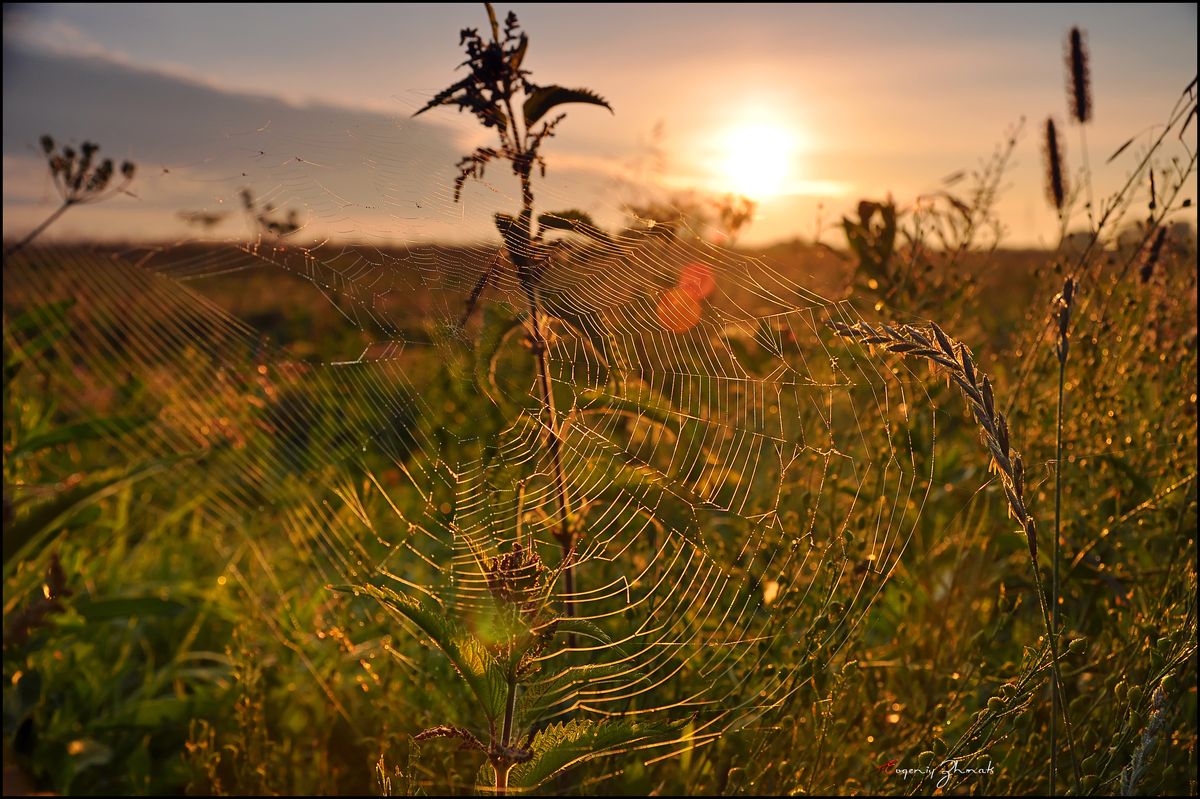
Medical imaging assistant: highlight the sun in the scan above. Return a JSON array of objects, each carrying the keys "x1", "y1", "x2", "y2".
[{"x1": 718, "y1": 123, "x2": 797, "y2": 200}]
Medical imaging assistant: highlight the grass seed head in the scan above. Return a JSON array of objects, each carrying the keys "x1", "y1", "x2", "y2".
[
  {"x1": 1043, "y1": 118, "x2": 1068, "y2": 211},
  {"x1": 1066, "y1": 27, "x2": 1093, "y2": 124}
]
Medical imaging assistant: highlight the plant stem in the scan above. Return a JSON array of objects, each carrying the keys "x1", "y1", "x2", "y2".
[
  {"x1": 5, "y1": 201, "x2": 72, "y2": 257},
  {"x1": 529, "y1": 299, "x2": 577, "y2": 613},
  {"x1": 513, "y1": 163, "x2": 577, "y2": 620},
  {"x1": 502, "y1": 673, "x2": 517, "y2": 747},
  {"x1": 493, "y1": 761, "x2": 511, "y2": 796},
  {"x1": 1050, "y1": 362, "x2": 1065, "y2": 793},
  {"x1": 1029, "y1": 555, "x2": 1081, "y2": 791},
  {"x1": 1051, "y1": 284, "x2": 1071, "y2": 795},
  {"x1": 493, "y1": 670, "x2": 518, "y2": 797}
]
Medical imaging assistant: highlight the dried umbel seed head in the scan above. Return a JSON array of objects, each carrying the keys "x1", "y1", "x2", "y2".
[
  {"x1": 1066, "y1": 27, "x2": 1093, "y2": 124},
  {"x1": 36, "y1": 134, "x2": 137, "y2": 205},
  {"x1": 1043, "y1": 118, "x2": 1068, "y2": 211},
  {"x1": 87, "y1": 160, "x2": 114, "y2": 192}
]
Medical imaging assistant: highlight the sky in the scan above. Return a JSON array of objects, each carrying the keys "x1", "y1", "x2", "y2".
[{"x1": 2, "y1": 3, "x2": 1196, "y2": 248}]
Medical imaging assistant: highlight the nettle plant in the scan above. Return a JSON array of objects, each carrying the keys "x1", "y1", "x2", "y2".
[
  {"x1": 358, "y1": 542, "x2": 668, "y2": 794},
  {"x1": 351, "y1": 5, "x2": 676, "y2": 793},
  {"x1": 415, "y1": 3, "x2": 614, "y2": 617}
]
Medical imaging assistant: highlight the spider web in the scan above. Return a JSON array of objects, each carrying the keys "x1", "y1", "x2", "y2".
[{"x1": 3, "y1": 98, "x2": 939, "y2": 791}]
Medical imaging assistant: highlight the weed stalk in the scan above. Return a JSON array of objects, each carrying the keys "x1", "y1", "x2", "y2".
[{"x1": 1051, "y1": 276, "x2": 1074, "y2": 793}]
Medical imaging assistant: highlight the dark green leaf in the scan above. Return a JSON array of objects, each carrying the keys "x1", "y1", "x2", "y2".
[
  {"x1": 537, "y1": 210, "x2": 612, "y2": 244},
  {"x1": 523, "y1": 85, "x2": 612, "y2": 127},
  {"x1": 497, "y1": 718, "x2": 682, "y2": 789},
  {"x1": 474, "y1": 304, "x2": 526, "y2": 417},
  {"x1": 3, "y1": 455, "x2": 188, "y2": 571},
  {"x1": 74, "y1": 596, "x2": 187, "y2": 622},
  {"x1": 11, "y1": 415, "x2": 153, "y2": 459},
  {"x1": 351, "y1": 581, "x2": 508, "y2": 722}
]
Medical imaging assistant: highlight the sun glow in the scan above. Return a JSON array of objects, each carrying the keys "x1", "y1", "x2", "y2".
[{"x1": 718, "y1": 123, "x2": 798, "y2": 200}]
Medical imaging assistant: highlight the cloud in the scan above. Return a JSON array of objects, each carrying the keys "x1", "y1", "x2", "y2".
[{"x1": 1, "y1": 43, "x2": 499, "y2": 242}]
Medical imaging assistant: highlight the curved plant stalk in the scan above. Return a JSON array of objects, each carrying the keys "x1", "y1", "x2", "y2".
[{"x1": 829, "y1": 318, "x2": 1083, "y2": 793}]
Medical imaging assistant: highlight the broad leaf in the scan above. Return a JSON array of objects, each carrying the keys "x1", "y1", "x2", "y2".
[
  {"x1": 537, "y1": 210, "x2": 612, "y2": 244},
  {"x1": 355, "y1": 582, "x2": 508, "y2": 723},
  {"x1": 537, "y1": 209, "x2": 595, "y2": 230},
  {"x1": 523, "y1": 85, "x2": 612, "y2": 127},
  {"x1": 518, "y1": 660, "x2": 631, "y2": 729},
  {"x1": 412, "y1": 75, "x2": 474, "y2": 118},
  {"x1": 492, "y1": 718, "x2": 681, "y2": 789},
  {"x1": 473, "y1": 304, "x2": 527, "y2": 418}
]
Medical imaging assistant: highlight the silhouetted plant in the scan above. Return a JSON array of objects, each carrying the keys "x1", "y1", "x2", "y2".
[
  {"x1": 4, "y1": 136, "x2": 136, "y2": 257},
  {"x1": 240, "y1": 188, "x2": 301, "y2": 240},
  {"x1": 418, "y1": 3, "x2": 613, "y2": 619},
  {"x1": 1065, "y1": 27, "x2": 1095, "y2": 226},
  {"x1": 622, "y1": 191, "x2": 757, "y2": 245},
  {"x1": 1044, "y1": 118, "x2": 1069, "y2": 213},
  {"x1": 1065, "y1": 27, "x2": 1093, "y2": 125},
  {"x1": 178, "y1": 210, "x2": 230, "y2": 232}
]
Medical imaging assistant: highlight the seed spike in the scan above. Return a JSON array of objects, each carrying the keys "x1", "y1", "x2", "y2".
[
  {"x1": 1066, "y1": 27, "x2": 1093, "y2": 124},
  {"x1": 1043, "y1": 118, "x2": 1068, "y2": 211}
]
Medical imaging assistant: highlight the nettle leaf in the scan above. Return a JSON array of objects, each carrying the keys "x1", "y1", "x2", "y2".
[
  {"x1": 509, "y1": 34, "x2": 529, "y2": 71},
  {"x1": 518, "y1": 661, "x2": 632, "y2": 729},
  {"x1": 537, "y1": 210, "x2": 612, "y2": 244},
  {"x1": 413, "y1": 75, "x2": 475, "y2": 117},
  {"x1": 523, "y1": 86, "x2": 612, "y2": 127},
  {"x1": 538, "y1": 209, "x2": 595, "y2": 230},
  {"x1": 356, "y1": 582, "x2": 508, "y2": 723},
  {"x1": 495, "y1": 718, "x2": 681, "y2": 789},
  {"x1": 473, "y1": 303, "x2": 527, "y2": 417},
  {"x1": 544, "y1": 616, "x2": 614, "y2": 647},
  {"x1": 494, "y1": 212, "x2": 533, "y2": 256}
]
